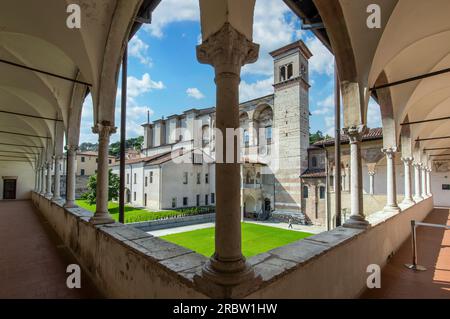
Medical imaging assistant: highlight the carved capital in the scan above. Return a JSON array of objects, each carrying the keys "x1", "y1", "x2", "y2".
[
  {"x1": 368, "y1": 171, "x2": 376, "y2": 176},
  {"x1": 65, "y1": 144, "x2": 79, "y2": 152},
  {"x1": 196, "y1": 23, "x2": 259, "y2": 76},
  {"x1": 382, "y1": 147, "x2": 397, "y2": 159},
  {"x1": 401, "y1": 157, "x2": 413, "y2": 165},
  {"x1": 342, "y1": 124, "x2": 368, "y2": 144},
  {"x1": 92, "y1": 123, "x2": 117, "y2": 141}
]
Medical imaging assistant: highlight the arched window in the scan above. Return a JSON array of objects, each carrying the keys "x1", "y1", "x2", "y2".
[
  {"x1": 265, "y1": 126, "x2": 272, "y2": 143},
  {"x1": 243, "y1": 129, "x2": 249, "y2": 147},
  {"x1": 287, "y1": 63, "x2": 293, "y2": 79},
  {"x1": 312, "y1": 156, "x2": 317, "y2": 167},
  {"x1": 303, "y1": 185, "x2": 309, "y2": 198},
  {"x1": 280, "y1": 65, "x2": 286, "y2": 82},
  {"x1": 202, "y1": 125, "x2": 210, "y2": 148},
  {"x1": 319, "y1": 186, "x2": 325, "y2": 199}
]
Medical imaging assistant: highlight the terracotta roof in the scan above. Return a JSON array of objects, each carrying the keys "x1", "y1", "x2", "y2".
[
  {"x1": 111, "y1": 151, "x2": 173, "y2": 165},
  {"x1": 313, "y1": 127, "x2": 383, "y2": 147},
  {"x1": 301, "y1": 168, "x2": 326, "y2": 178},
  {"x1": 77, "y1": 151, "x2": 115, "y2": 158}
]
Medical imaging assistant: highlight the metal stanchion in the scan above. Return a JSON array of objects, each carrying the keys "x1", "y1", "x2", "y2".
[{"x1": 404, "y1": 219, "x2": 450, "y2": 271}]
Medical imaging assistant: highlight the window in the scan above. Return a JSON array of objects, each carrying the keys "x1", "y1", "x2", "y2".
[
  {"x1": 183, "y1": 197, "x2": 188, "y2": 206},
  {"x1": 197, "y1": 173, "x2": 201, "y2": 184},
  {"x1": 287, "y1": 63, "x2": 293, "y2": 79},
  {"x1": 81, "y1": 156, "x2": 85, "y2": 163},
  {"x1": 59, "y1": 164, "x2": 62, "y2": 170},
  {"x1": 126, "y1": 173, "x2": 129, "y2": 184},
  {"x1": 303, "y1": 185, "x2": 309, "y2": 199},
  {"x1": 211, "y1": 193, "x2": 215, "y2": 204},
  {"x1": 96, "y1": 158, "x2": 98, "y2": 163},
  {"x1": 144, "y1": 193, "x2": 147, "y2": 206},
  {"x1": 109, "y1": 159, "x2": 112, "y2": 164},
  {"x1": 172, "y1": 197, "x2": 177, "y2": 208},
  {"x1": 80, "y1": 169, "x2": 85, "y2": 176},
  {"x1": 205, "y1": 173, "x2": 209, "y2": 184},
  {"x1": 145, "y1": 176, "x2": 148, "y2": 187},
  {"x1": 196, "y1": 194, "x2": 200, "y2": 207},
  {"x1": 183, "y1": 172, "x2": 188, "y2": 184},
  {"x1": 280, "y1": 65, "x2": 286, "y2": 82},
  {"x1": 150, "y1": 171, "x2": 153, "y2": 183},
  {"x1": 319, "y1": 186, "x2": 325, "y2": 199},
  {"x1": 243, "y1": 130, "x2": 249, "y2": 147},
  {"x1": 312, "y1": 156, "x2": 317, "y2": 167},
  {"x1": 134, "y1": 173, "x2": 137, "y2": 184},
  {"x1": 133, "y1": 192, "x2": 136, "y2": 201},
  {"x1": 265, "y1": 126, "x2": 272, "y2": 144},
  {"x1": 205, "y1": 194, "x2": 209, "y2": 206}
]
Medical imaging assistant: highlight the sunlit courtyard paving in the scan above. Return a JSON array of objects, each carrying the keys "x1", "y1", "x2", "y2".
[{"x1": 161, "y1": 222, "x2": 313, "y2": 257}]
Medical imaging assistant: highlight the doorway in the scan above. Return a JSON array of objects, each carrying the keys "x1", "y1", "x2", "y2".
[{"x1": 3, "y1": 179, "x2": 17, "y2": 200}]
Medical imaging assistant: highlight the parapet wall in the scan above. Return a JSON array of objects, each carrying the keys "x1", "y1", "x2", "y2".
[{"x1": 32, "y1": 193, "x2": 207, "y2": 299}]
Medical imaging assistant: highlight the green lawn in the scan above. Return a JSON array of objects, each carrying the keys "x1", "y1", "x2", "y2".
[
  {"x1": 161, "y1": 223, "x2": 312, "y2": 257},
  {"x1": 75, "y1": 200, "x2": 181, "y2": 224}
]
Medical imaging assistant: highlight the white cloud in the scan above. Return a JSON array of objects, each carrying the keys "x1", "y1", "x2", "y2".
[
  {"x1": 305, "y1": 36, "x2": 334, "y2": 76},
  {"x1": 239, "y1": 77, "x2": 273, "y2": 102},
  {"x1": 127, "y1": 73, "x2": 164, "y2": 98},
  {"x1": 129, "y1": 35, "x2": 152, "y2": 66},
  {"x1": 144, "y1": 0, "x2": 199, "y2": 38},
  {"x1": 186, "y1": 87, "x2": 205, "y2": 99},
  {"x1": 311, "y1": 94, "x2": 333, "y2": 115}
]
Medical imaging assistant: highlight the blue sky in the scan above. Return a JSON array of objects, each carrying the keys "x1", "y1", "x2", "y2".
[{"x1": 79, "y1": 0, "x2": 381, "y2": 143}]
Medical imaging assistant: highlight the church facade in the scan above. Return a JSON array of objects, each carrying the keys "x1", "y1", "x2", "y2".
[{"x1": 110, "y1": 40, "x2": 313, "y2": 222}]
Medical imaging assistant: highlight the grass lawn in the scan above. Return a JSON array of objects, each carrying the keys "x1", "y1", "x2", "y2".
[
  {"x1": 75, "y1": 200, "x2": 180, "y2": 224},
  {"x1": 161, "y1": 222, "x2": 313, "y2": 257}
]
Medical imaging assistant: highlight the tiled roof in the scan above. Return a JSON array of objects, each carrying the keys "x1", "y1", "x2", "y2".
[
  {"x1": 111, "y1": 151, "x2": 173, "y2": 165},
  {"x1": 313, "y1": 127, "x2": 383, "y2": 147},
  {"x1": 77, "y1": 151, "x2": 115, "y2": 158},
  {"x1": 301, "y1": 168, "x2": 326, "y2": 178}
]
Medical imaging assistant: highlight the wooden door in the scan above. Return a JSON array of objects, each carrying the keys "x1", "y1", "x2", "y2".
[{"x1": 3, "y1": 179, "x2": 16, "y2": 199}]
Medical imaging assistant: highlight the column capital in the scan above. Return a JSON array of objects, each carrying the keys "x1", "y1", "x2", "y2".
[
  {"x1": 92, "y1": 122, "x2": 117, "y2": 140},
  {"x1": 196, "y1": 23, "x2": 259, "y2": 76},
  {"x1": 382, "y1": 147, "x2": 397, "y2": 159},
  {"x1": 412, "y1": 161, "x2": 422, "y2": 168},
  {"x1": 342, "y1": 124, "x2": 368, "y2": 144},
  {"x1": 368, "y1": 171, "x2": 376, "y2": 176},
  {"x1": 52, "y1": 154, "x2": 63, "y2": 160},
  {"x1": 401, "y1": 157, "x2": 413, "y2": 164},
  {"x1": 65, "y1": 144, "x2": 79, "y2": 152}
]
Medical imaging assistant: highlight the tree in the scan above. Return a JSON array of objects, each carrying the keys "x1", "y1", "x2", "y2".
[
  {"x1": 83, "y1": 169, "x2": 120, "y2": 205},
  {"x1": 79, "y1": 142, "x2": 98, "y2": 152},
  {"x1": 108, "y1": 136, "x2": 144, "y2": 157},
  {"x1": 309, "y1": 130, "x2": 332, "y2": 144}
]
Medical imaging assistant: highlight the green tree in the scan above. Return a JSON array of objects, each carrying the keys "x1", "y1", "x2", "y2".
[
  {"x1": 108, "y1": 136, "x2": 144, "y2": 157},
  {"x1": 83, "y1": 169, "x2": 120, "y2": 205}
]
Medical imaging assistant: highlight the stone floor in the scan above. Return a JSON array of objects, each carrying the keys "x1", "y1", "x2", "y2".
[
  {"x1": 362, "y1": 208, "x2": 450, "y2": 298},
  {"x1": 0, "y1": 200, "x2": 101, "y2": 298}
]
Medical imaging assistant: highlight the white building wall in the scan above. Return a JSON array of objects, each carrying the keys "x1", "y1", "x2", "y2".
[
  {"x1": 431, "y1": 171, "x2": 450, "y2": 207},
  {"x1": 143, "y1": 166, "x2": 161, "y2": 210},
  {"x1": 0, "y1": 162, "x2": 35, "y2": 200}
]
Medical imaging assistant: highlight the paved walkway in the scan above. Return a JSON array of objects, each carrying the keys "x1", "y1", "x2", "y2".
[
  {"x1": 362, "y1": 208, "x2": 450, "y2": 298},
  {"x1": 148, "y1": 219, "x2": 324, "y2": 237},
  {"x1": 0, "y1": 200, "x2": 101, "y2": 298}
]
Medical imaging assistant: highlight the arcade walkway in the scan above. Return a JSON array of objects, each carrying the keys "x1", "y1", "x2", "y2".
[
  {"x1": 0, "y1": 200, "x2": 100, "y2": 298},
  {"x1": 362, "y1": 208, "x2": 450, "y2": 298}
]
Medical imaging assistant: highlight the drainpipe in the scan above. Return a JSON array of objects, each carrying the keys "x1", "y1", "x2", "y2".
[
  {"x1": 323, "y1": 142, "x2": 331, "y2": 231},
  {"x1": 334, "y1": 60, "x2": 342, "y2": 227}
]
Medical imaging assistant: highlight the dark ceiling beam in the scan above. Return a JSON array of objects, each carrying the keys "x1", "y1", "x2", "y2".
[
  {"x1": 0, "y1": 110, "x2": 63, "y2": 122},
  {"x1": 0, "y1": 130, "x2": 49, "y2": 139},
  {"x1": 371, "y1": 68, "x2": 450, "y2": 91},
  {"x1": 400, "y1": 115, "x2": 450, "y2": 126},
  {"x1": 0, "y1": 154, "x2": 34, "y2": 159},
  {"x1": 425, "y1": 147, "x2": 450, "y2": 151},
  {"x1": 430, "y1": 154, "x2": 450, "y2": 157},
  {"x1": 416, "y1": 135, "x2": 450, "y2": 142},
  {"x1": 0, "y1": 142, "x2": 43, "y2": 148},
  {"x1": 0, "y1": 58, "x2": 91, "y2": 87},
  {"x1": 0, "y1": 159, "x2": 32, "y2": 163}
]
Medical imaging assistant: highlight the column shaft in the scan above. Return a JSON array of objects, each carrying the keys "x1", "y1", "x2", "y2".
[
  {"x1": 40, "y1": 166, "x2": 45, "y2": 194},
  {"x1": 421, "y1": 165, "x2": 427, "y2": 198},
  {"x1": 413, "y1": 163, "x2": 423, "y2": 201},
  {"x1": 401, "y1": 157, "x2": 414, "y2": 205},
  {"x1": 45, "y1": 162, "x2": 53, "y2": 197},
  {"x1": 342, "y1": 125, "x2": 369, "y2": 229},
  {"x1": 426, "y1": 168, "x2": 432, "y2": 196},
  {"x1": 383, "y1": 148, "x2": 399, "y2": 211},
  {"x1": 64, "y1": 146, "x2": 77, "y2": 208},
  {"x1": 368, "y1": 172, "x2": 375, "y2": 195},
  {"x1": 89, "y1": 124, "x2": 116, "y2": 224},
  {"x1": 52, "y1": 156, "x2": 62, "y2": 200}
]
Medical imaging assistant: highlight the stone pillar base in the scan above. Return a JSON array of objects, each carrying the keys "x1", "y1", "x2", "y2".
[
  {"x1": 383, "y1": 205, "x2": 401, "y2": 213},
  {"x1": 343, "y1": 215, "x2": 370, "y2": 229},
  {"x1": 194, "y1": 256, "x2": 261, "y2": 298},
  {"x1": 413, "y1": 196, "x2": 423, "y2": 202},
  {"x1": 63, "y1": 200, "x2": 77, "y2": 208},
  {"x1": 401, "y1": 199, "x2": 415, "y2": 206},
  {"x1": 89, "y1": 212, "x2": 115, "y2": 225}
]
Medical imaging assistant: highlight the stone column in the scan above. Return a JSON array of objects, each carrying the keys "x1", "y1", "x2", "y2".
[
  {"x1": 342, "y1": 125, "x2": 369, "y2": 229},
  {"x1": 382, "y1": 147, "x2": 400, "y2": 212},
  {"x1": 64, "y1": 145, "x2": 78, "y2": 208},
  {"x1": 196, "y1": 23, "x2": 259, "y2": 286},
  {"x1": 89, "y1": 123, "x2": 116, "y2": 224},
  {"x1": 421, "y1": 164, "x2": 427, "y2": 198},
  {"x1": 368, "y1": 171, "x2": 375, "y2": 195},
  {"x1": 413, "y1": 162, "x2": 423, "y2": 202},
  {"x1": 426, "y1": 168, "x2": 432, "y2": 196},
  {"x1": 35, "y1": 168, "x2": 40, "y2": 192},
  {"x1": 40, "y1": 166, "x2": 45, "y2": 195},
  {"x1": 401, "y1": 157, "x2": 414, "y2": 205},
  {"x1": 45, "y1": 161, "x2": 53, "y2": 197},
  {"x1": 52, "y1": 155, "x2": 62, "y2": 201}
]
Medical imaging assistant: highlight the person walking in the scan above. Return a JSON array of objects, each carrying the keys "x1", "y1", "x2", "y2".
[{"x1": 288, "y1": 218, "x2": 293, "y2": 229}]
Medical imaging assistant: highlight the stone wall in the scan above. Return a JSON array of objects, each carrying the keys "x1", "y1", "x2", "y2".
[
  {"x1": 246, "y1": 197, "x2": 433, "y2": 298},
  {"x1": 132, "y1": 213, "x2": 215, "y2": 232},
  {"x1": 32, "y1": 193, "x2": 207, "y2": 299}
]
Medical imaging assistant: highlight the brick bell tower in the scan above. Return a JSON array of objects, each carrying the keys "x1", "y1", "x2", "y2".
[{"x1": 270, "y1": 40, "x2": 312, "y2": 220}]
